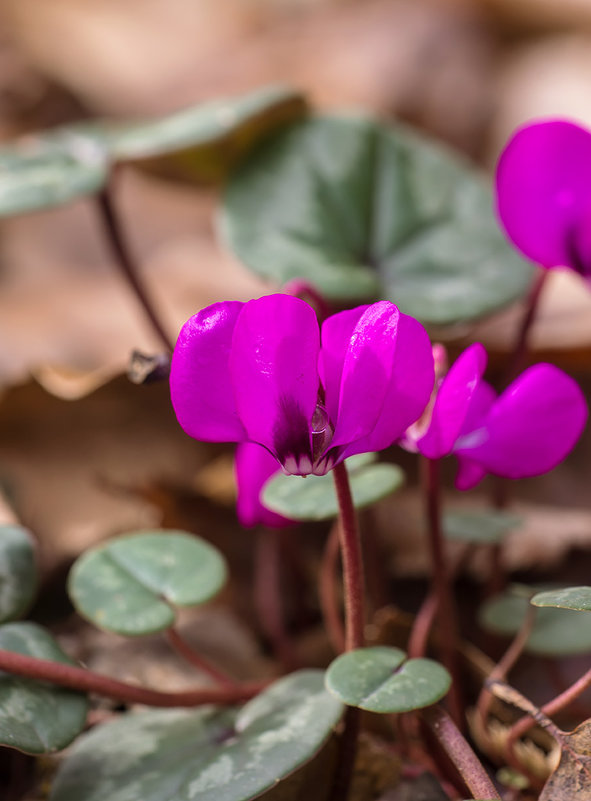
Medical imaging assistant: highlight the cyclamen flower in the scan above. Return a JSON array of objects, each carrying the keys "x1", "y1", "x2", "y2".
[
  {"x1": 402, "y1": 343, "x2": 587, "y2": 490},
  {"x1": 496, "y1": 119, "x2": 591, "y2": 278},
  {"x1": 235, "y1": 442, "x2": 291, "y2": 528},
  {"x1": 171, "y1": 294, "x2": 434, "y2": 477}
]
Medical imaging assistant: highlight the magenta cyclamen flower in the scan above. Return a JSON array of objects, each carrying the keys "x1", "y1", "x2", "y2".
[
  {"x1": 235, "y1": 442, "x2": 292, "y2": 528},
  {"x1": 170, "y1": 294, "x2": 434, "y2": 476},
  {"x1": 496, "y1": 119, "x2": 591, "y2": 278},
  {"x1": 403, "y1": 343, "x2": 587, "y2": 490}
]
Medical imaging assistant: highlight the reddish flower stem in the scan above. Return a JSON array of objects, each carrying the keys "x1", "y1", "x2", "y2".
[
  {"x1": 254, "y1": 528, "x2": 298, "y2": 671},
  {"x1": 477, "y1": 603, "x2": 536, "y2": 728},
  {"x1": 319, "y1": 522, "x2": 346, "y2": 654},
  {"x1": 332, "y1": 461, "x2": 365, "y2": 651},
  {"x1": 0, "y1": 648, "x2": 264, "y2": 707},
  {"x1": 503, "y1": 268, "x2": 549, "y2": 387},
  {"x1": 328, "y1": 461, "x2": 365, "y2": 801},
  {"x1": 422, "y1": 705, "x2": 500, "y2": 800},
  {"x1": 97, "y1": 184, "x2": 174, "y2": 352},
  {"x1": 165, "y1": 628, "x2": 237, "y2": 686},
  {"x1": 407, "y1": 592, "x2": 438, "y2": 660},
  {"x1": 422, "y1": 457, "x2": 464, "y2": 729}
]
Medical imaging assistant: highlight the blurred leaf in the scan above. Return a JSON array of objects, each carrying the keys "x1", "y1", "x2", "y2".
[
  {"x1": 325, "y1": 646, "x2": 450, "y2": 713},
  {"x1": 262, "y1": 453, "x2": 404, "y2": 522},
  {"x1": 221, "y1": 115, "x2": 534, "y2": 322},
  {"x1": 0, "y1": 622, "x2": 88, "y2": 754},
  {"x1": 49, "y1": 670, "x2": 343, "y2": 801},
  {"x1": 0, "y1": 525, "x2": 37, "y2": 622},
  {"x1": 0, "y1": 129, "x2": 108, "y2": 216},
  {"x1": 480, "y1": 587, "x2": 591, "y2": 656},
  {"x1": 443, "y1": 509, "x2": 521, "y2": 545},
  {"x1": 106, "y1": 85, "x2": 307, "y2": 184},
  {"x1": 532, "y1": 587, "x2": 591, "y2": 612},
  {"x1": 68, "y1": 530, "x2": 227, "y2": 636}
]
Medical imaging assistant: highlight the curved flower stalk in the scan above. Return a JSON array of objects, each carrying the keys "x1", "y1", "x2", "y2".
[
  {"x1": 171, "y1": 294, "x2": 434, "y2": 476},
  {"x1": 235, "y1": 442, "x2": 292, "y2": 528},
  {"x1": 403, "y1": 343, "x2": 588, "y2": 489},
  {"x1": 496, "y1": 118, "x2": 591, "y2": 279}
]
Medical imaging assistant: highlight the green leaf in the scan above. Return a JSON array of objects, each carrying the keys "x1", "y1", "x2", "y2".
[
  {"x1": 49, "y1": 670, "x2": 343, "y2": 801},
  {"x1": 68, "y1": 530, "x2": 227, "y2": 636},
  {"x1": 106, "y1": 85, "x2": 307, "y2": 184},
  {"x1": 0, "y1": 129, "x2": 108, "y2": 216},
  {"x1": 443, "y1": 509, "x2": 521, "y2": 545},
  {"x1": 532, "y1": 586, "x2": 591, "y2": 612},
  {"x1": 0, "y1": 622, "x2": 89, "y2": 754},
  {"x1": 325, "y1": 646, "x2": 451, "y2": 713},
  {"x1": 221, "y1": 115, "x2": 534, "y2": 323},
  {"x1": 0, "y1": 525, "x2": 38, "y2": 622},
  {"x1": 262, "y1": 453, "x2": 404, "y2": 521},
  {"x1": 480, "y1": 587, "x2": 591, "y2": 656}
]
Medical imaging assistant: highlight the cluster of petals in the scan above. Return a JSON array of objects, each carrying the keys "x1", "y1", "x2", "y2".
[
  {"x1": 496, "y1": 118, "x2": 591, "y2": 278},
  {"x1": 402, "y1": 343, "x2": 588, "y2": 489},
  {"x1": 170, "y1": 294, "x2": 434, "y2": 480}
]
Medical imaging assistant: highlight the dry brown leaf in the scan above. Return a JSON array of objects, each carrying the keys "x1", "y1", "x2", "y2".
[
  {"x1": 540, "y1": 719, "x2": 591, "y2": 800},
  {"x1": 0, "y1": 169, "x2": 266, "y2": 393},
  {"x1": 0, "y1": 375, "x2": 212, "y2": 568}
]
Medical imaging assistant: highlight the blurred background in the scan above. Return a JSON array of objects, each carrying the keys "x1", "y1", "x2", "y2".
[{"x1": 2, "y1": 0, "x2": 591, "y2": 593}]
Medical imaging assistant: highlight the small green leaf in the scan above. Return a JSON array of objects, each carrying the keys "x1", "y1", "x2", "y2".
[
  {"x1": 0, "y1": 525, "x2": 38, "y2": 622},
  {"x1": 443, "y1": 509, "x2": 521, "y2": 545},
  {"x1": 325, "y1": 646, "x2": 451, "y2": 713},
  {"x1": 49, "y1": 670, "x2": 343, "y2": 801},
  {"x1": 0, "y1": 622, "x2": 89, "y2": 754},
  {"x1": 221, "y1": 115, "x2": 534, "y2": 323},
  {"x1": 262, "y1": 454, "x2": 404, "y2": 521},
  {"x1": 480, "y1": 587, "x2": 591, "y2": 656},
  {"x1": 0, "y1": 129, "x2": 108, "y2": 216},
  {"x1": 532, "y1": 586, "x2": 591, "y2": 612},
  {"x1": 68, "y1": 530, "x2": 227, "y2": 636},
  {"x1": 106, "y1": 85, "x2": 307, "y2": 184}
]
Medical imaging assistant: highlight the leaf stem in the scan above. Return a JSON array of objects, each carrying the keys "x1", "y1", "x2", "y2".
[
  {"x1": 97, "y1": 183, "x2": 174, "y2": 352},
  {"x1": 332, "y1": 461, "x2": 365, "y2": 651},
  {"x1": 254, "y1": 528, "x2": 298, "y2": 670},
  {"x1": 422, "y1": 705, "x2": 500, "y2": 799},
  {"x1": 422, "y1": 457, "x2": 464, "y2": 728},
  {"x1": 0, "y1": 648, "x2": 264, "y2": 707},
  {"x1": 165, "y1": 628, "x2": 237, "y2": 686}
]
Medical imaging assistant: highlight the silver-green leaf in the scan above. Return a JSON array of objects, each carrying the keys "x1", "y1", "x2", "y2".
[
  {"x1": 0, "y1": 525, "x2": 38, "y2": 622},
  {"x1": 50, "y1": 670, "x2": 343, "y2": 801},
  {"x1": 68, "y1": 530, "x2": 227, "y2": 636}
]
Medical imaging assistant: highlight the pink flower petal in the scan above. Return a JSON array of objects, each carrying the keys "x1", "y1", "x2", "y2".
[
  {"x1": 417, "y1": 343, "x2": 487, "y2": 460},
  {"x1": 170, "y1": 301, "x2": 247, "y2": 442},
  {"x1": 230, "y1": 294, "x2": 320, "y2": 469},
  {"x1": 454, "y1": 456, "x2": 487, "y2": 491},
  {"x1": 235, "y1": 443, "x2": 292, "y2": 528},
  {"x1": 496, "y1": 119, "x2": 591, "y2": 272},
  {"x1": 340, "y1": 311, "x2": 434, "y2": 458},
  {"x1": 455, "y1": 364, "x2": 588, "y2": 479}
]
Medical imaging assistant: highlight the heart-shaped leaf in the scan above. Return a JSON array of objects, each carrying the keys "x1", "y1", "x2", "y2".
[
  {"x1": 532, "y1": 587, "x2": 591, "y2": 612},
  {"x1": 262, "y1": 453, "x2": 404, "y2": 521},
  {"x1": 49, "y1": 670, "x2": 343, "y2": 801},
  {"x1": 480, "y1": 587, "x2": 591, "y2": 656},
  {"x1": 325, "y1": 646, "x2": 450, "y2": 713},
  {"x1": 443, "y1": 509, "x2": 521, "y2": 545},
  {"x1": 221, "y1": 115, "x2": 534, "y2": 323},
  {"x1": 106, "y1": 85, "x2": 307, "y2": 184},
  {"x1": 0, "y1": 525, "x2": 38, "y2": 622},
  {"x1": 68, "y1": 530, "x2": 227, "y2": 636},
  {"x1": 0, "y1": 129, "x2": 108, "y2": 217},
  {"x1": 0, "y1": 622, "x2": 89, "y2": 754}
]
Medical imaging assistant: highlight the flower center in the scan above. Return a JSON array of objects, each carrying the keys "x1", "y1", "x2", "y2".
[{"x1": 311, "y1": 403, "x2": 334, "y2": 463}]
